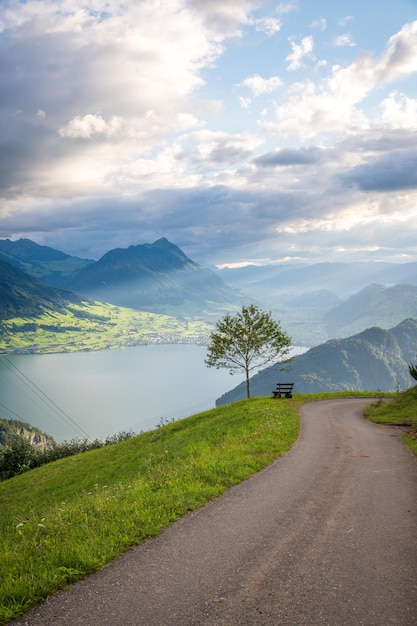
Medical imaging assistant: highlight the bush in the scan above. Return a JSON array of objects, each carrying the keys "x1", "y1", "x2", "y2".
[
  {"x1": 0, "y1": 430, "x2": 137, "y2": 481},
  {"x1": 0, "y1": 437, "x2": 43, "y2": 480}
]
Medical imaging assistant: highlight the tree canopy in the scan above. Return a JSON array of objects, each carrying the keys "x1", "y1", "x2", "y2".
[{"x1": 205, "y1": 304, "x2": 291, "y2": 398}]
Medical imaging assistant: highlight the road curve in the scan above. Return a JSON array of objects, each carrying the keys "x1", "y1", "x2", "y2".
[{"x1": 12, "y1": 398, "x2": 417, "y2": 626}]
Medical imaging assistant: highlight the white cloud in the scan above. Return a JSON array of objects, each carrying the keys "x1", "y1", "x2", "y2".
[
  {"x1": 59, "y1": 114, "x2": 124, "y2": 139},
  {"x1": 275, "y1": 2, "x2": 298, "y2": 16},
  {"x1": 242, "y1": 74, "x2": 283, "y2": 96},
  {"x1": 252, "y1": 16, "x2": 281, "y2": 36},
  {"x1": 265, "y1": 21, "x2": 417, "y2": 139},
  {"x1": 339, "y1": 16, "x2": 354, "y2": 27},
  {"x1": 286, "y1": 36, "x2": 314, "y2": 70},
  {"x1": 334, "y1": 34, "x2": 356, "y2": 47},
  {"x1": 377, "y1": 92, "x2": 417, "y2": 130},
  {"x1": 376, "y1": 20, "x2": 417, "y2": 83},
  {"x1": 1, "y1": 2, "x2": 417, "y2": 268},
  {"x1": 311, "y1": 17, "x2": 327, "y2": 31},
  {"x1": 239, "y1": 97, "x2": 252, "y2": 109}
]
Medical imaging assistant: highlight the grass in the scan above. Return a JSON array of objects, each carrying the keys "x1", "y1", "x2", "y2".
[
  {"x1": 364, "y1": 384, "x2": 417, "y2": 456},
  {"x1": 0, "y1": 301, "x2": 212, "y2": 354},
  {"x1": 0, "y1": 391, "x2": 406, "y2": 623}
]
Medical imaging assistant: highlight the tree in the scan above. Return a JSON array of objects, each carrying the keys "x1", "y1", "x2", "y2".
[
  {"x1": 408, "y1": 358, "x2": 417, "y2": 383},
  {"x1": 205, "y1": 304, "x2": 291, "y2": 399}
]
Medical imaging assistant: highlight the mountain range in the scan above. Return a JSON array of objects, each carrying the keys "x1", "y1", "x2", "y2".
[
  {"x1": 1, "y1": 237, "x2": 417, "y2": 344},
  {"x1": 1, "y1": 237, "x2": 417, "y2": 397},
  {"x1": 0, "y1": 238, "x2": 246, "y2": 322},
  {"x1": 217, "y1": 260, "x2": 417, "y2": 299},
  {"x1": 216, "y1": 318, "x2": 417, "y2": 405}
]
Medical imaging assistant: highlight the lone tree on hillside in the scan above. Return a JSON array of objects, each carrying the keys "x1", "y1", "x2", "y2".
[
  {"x1": 408, "y1": 357, "x2": 417, "y2": 383},
  {"x1": 205, "y1": 304, "x2": 292, "y2": 399}
]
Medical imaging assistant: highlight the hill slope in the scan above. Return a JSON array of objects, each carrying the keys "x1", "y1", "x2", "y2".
[
  {"x1": 0, "y1": 258, "x2": 83, "y2": 319},
  {"x1": 216, "y1": 318, "x2": 417, "y2": 404}
]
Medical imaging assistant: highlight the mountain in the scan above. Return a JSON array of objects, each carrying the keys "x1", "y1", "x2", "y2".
[
  {"x1": 0, "y1": 238, "x2": 92, "y2": 286},
  {"x1": 63, "y1": 238, "x2": 247, "y2": 318},
  {"x1": 0, "y1": 237, "x2": 248, "y2": 321},
  {"x1": 216, "y1": 318, "x2": 417, "y2": 405},
  {"x1": 0, "y1": 418, "x2": 54, "y2": 449},
  {"x1": 0, "y1": 258, "x2": 83, "y2": 319},
  {"x1": 323, "y1": 284, "x2": 417, "y2": 338},
  {"x1": 217, "y1": 260, "x2": 417, "y2": 299}
]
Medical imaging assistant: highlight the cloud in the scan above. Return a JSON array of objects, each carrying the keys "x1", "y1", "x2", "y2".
[
  {"x1": 311, "y1": 18, "x2": 327, "y2": 31},
  {"x1": 252, "y1": 16, "x2": 281, "y2": 36},
  {"x1": 275, "y1": 2, "x2": 298, "y2": 16},
  {"x1": 264, "y1": 21, "x2": 417, "y2": 139},
  {"x1": 59, "y1": 114, "x2": 124, "y2": 139},
  {"x1": 377, "y1": 92, "x2": 417, "y2": 130},
  {"x1": 339, "y1": 16, "x2": 353, "y2": 27},
  {"x1": 187, "y1": 0, "x2": 255, "y2": 37},
  {"x1": 341, "y1": 152, "x2": 417, "y2": 191},
  {"x1": 376, "y1": 20, "x2": 417, "y2": 83},
  {"x1": 254, "y1": 147, "x2": 323, "y2": 167},
  {"x1": 1, "y1": 2, "x2": 417, "y2": 269},
  {"x1": 333, "y1": 34, "x2": 355, "y2": 47},
  {"x1": 242, "y1": 74, "x2": 283, "y2": 96},
  {"x1": 286, "y1": 35, "x2": 314, "y2": 70}
]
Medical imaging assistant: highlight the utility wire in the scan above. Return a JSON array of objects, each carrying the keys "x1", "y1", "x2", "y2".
[
  {"x1": 0, "y1": 355, "x2": 91, "y2": 440},
  {"x1": 0, "y1": 400, "x2": 26, "y2": 422}
]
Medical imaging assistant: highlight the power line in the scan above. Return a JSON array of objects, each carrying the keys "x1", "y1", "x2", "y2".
[
  {"x1": 0, "y1": 400, "x2": 26, "y2": 422},
  {"x1": 0, "y1": 355, "x2": 91, "y2": 440}
]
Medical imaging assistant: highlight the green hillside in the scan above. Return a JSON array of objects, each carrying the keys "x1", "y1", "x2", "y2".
[
  {"x1": 0, "y1": 397, "x2": 300, "y2": 622},
  {"x1": 0, "y1": 390, "x2": 412, "y2": 623}
]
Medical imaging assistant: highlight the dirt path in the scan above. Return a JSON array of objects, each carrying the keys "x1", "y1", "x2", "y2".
[{"x1": 12, "y1": 399, "x2": 417, "y2": 625}]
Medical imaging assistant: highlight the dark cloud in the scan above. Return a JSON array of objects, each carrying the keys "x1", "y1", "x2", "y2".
[
  {"x1": 254, "y1": 147, "x2": 323, "y2": 167},
  {"x1": 341, "y1": 151, "x2": 417, "y2": 191}
]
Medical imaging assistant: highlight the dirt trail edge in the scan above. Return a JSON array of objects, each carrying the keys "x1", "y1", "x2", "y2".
[{"x1": 12, "y1": 398, "x2": 417, "y2": 626}]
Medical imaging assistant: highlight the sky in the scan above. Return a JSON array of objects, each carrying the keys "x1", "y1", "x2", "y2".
[{"x1": 0, "y1": 0, "x2": 417, "y2": 268}]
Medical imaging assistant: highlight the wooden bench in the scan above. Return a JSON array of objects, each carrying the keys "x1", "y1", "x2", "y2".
[{"x1": 272, "y1": 383, "x2": 294, "y2": 399}]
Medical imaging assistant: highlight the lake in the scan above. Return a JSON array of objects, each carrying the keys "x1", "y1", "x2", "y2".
[
  {"x1": 1, "y1": 344, "x2": 305, "y2": 442},
  {"x1": 0, "y1": 344, "x2": 247, "y2": 442}
]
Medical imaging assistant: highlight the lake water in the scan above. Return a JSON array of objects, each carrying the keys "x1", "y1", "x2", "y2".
[
  {"x1": 0, "y1": 345, "x2": 247, "y2": 442},
  {"x1": 1, "y1": 344, "x2": 305, "y2": 442}
]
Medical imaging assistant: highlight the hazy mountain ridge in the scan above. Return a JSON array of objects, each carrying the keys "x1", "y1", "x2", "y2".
[
  {"x1": 0, "y1": 238, "x2": 92, "y2": 286},
  {"x1": 2, "y1": 237, "x2": 417, "y2": 344},
  {"x1": 217, "y1": 261, "x2": 417, "y2": 299},
  {"x1": 0, "y1": 258, "x2": 83, "y2": 320},
  {"x1": 216, "y1": 318, "x2": 417, "y2": 405},
  {"x1": 0, "y1": 238, "x2": 247, "y2": 321},
  {"x1": 324, "y1": 283, "x2": 417, "y2": 337},
  {"x1": 64, "y1": 238, "x2": 245, "y2": 315}
]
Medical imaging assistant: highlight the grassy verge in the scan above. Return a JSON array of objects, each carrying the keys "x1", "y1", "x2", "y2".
[
  {"x1": 0, "y1": 392, "x2": 393, "y2": 623},
  {"x1": 363, "y1": 385, "x2": 417, "y2": 456}
]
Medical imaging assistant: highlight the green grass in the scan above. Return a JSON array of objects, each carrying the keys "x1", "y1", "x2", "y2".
[
  {"x1": 364, "y1": 385, "x2": 417, "y2": 456},
  {"x1": 0, "y1": 391, "x2": 401, "y2": 623},
  {"x1": 0, "y1": 301, "x2": 212, "y2": 354}
]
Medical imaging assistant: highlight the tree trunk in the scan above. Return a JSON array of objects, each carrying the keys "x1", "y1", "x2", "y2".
[{"x1": 245, "y1": 370, "x2": 250, "y2": 398}]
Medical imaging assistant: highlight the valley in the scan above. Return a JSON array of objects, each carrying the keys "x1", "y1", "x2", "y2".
[{"x1": 1, "y1": 236, "x2": 417, "y2": 399}]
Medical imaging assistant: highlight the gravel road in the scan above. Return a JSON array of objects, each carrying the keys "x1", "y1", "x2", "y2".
[{"x1": 12, "y1": 398, "x2": 417, "y2": 625}]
